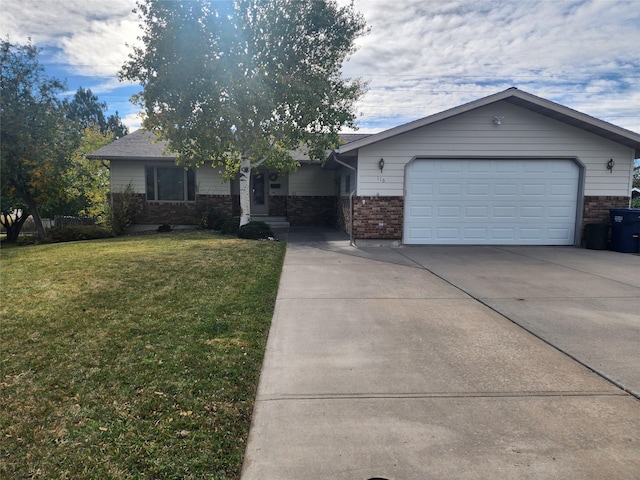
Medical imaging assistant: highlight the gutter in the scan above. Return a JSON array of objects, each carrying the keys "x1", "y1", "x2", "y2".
[{"x1": 332, "y1": 155, "x2": 357, "y2": 247}]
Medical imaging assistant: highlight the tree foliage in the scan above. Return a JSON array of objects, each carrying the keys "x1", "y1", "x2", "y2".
[
  {"x1": 1, "y1": 40, "x2": 125, "y2": 241},
  {"x1": 1, "y1": 40, "x2": 81, "y2": 240},
  {"x1": 31, "y1": 127, "x2": 113, "y2": 220},
  {"x1": 65, "y1": 87, "x2": 129, "y2": 139},
  {"x1": 121, "y1": 0, "x2": 368, "y2": 225}
]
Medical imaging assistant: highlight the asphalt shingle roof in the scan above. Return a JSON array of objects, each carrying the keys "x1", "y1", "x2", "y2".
[
  {"x1": 87, "y1": 130, "x2": 372, "y2": 162},
  {"x1": 87, "y1": 129, "x2": 171, "y2": 160}
]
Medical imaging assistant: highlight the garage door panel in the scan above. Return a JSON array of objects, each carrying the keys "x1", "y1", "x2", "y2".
[
  {"x1": 495, "y1": 184, "x2": 518, "y2": 196},
  {"x1": 492, "y1": 228, "x2": 516, "y2": 240},
  {"x1": 440, "y1": 162, "x2": 463, "y2": 173},
  {"x1": 466, "y1": 206, "x2": 489, "y2": 217},
  {"x1": 520, "y1": 228, "x2": 544, "y2": 240},
  {"x1": 493, "y1": 206, "x2": 517, "y2": 218},
  {"x1": 409, "y1": 183, "x2": 433, "y2": 195},
  {"x1": 496, "y1": 161, "x2": 520, "y2": 173},
  {"x1": 522, "y1": 183, "x2": 546, "y2": 196},
  {"x1": 439, "y1": 184, "x2": 462, "y2": 195},
  {"x1": 467, "y1": 183, "x2": 490, "y2": 195},
  {"x1": 404, "y1": 159, "x2": 579, "y2": 245},
  {"x1": 521, "y1": 206, "x2": 544, "y2": 218},
  {"x1": 410, "y1": 206, "x2": 432, "y2": 218},
  {"x1": 547, "y1": 228, "x2": 573, "y2": 241}
]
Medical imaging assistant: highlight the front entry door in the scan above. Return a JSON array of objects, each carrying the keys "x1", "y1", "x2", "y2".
[{"x1": 250, "y1": 172, "x2": 268, "y2": 215}]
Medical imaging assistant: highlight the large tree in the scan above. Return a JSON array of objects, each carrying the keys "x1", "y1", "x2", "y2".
[
  {"x1": 1, "y1": 40, "x2": 81, "y2": 240},
  {"x1": 121, "y1": 0, "x2": 368, "y2": 225},
  {"x1": 65, "y1": 87, "x2": 129, "y2": 139}
]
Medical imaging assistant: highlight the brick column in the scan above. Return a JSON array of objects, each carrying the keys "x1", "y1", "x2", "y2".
[{"x1": 352, "y1": 196, "x2": 403, "y2": 239}]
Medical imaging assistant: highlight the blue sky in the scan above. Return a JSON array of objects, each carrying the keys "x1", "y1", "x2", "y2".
[{"x1": 2, "y1": 0, "x2": 639, "y2": 136}]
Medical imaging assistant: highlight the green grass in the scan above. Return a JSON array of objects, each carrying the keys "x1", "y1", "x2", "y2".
[{"x1": 0, "y1": 231, "x2": 286, "y2": 479}]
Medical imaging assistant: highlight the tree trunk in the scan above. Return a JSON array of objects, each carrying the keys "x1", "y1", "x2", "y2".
[
  {"x1": 1, "y1": 211, "x2": 28, "y2": 243},
  {"x1": 24, "y1": 196, "x2": 47, "y2": 239},
  {"x1": 239, "y1": 155, "x2": 252, "y2": 227}
]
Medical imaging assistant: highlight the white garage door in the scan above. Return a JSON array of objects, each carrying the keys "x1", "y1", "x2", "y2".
[{"x1": 404, "y1": 159, "x2": 579, "y2": 245}]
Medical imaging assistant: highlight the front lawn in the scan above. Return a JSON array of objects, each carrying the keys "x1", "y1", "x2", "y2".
[{"x1": 0, "y1": 232, "x2": 285, "y2": 479}]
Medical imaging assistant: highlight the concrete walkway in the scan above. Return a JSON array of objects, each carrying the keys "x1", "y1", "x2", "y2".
[{"x1": 242, "y1": 228, "x2": 640, "y2": 479}]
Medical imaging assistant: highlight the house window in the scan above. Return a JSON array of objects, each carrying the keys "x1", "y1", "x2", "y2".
[
  {"x1": 344, "y1": 174, "x2": 351, "y2": 194},
  {"x1": 145, "y1": 166, "x2": 196, "y2": 201}
]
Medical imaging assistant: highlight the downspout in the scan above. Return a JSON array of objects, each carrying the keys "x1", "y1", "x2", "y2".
[{"x1": 333, "y1": 156, "x2": 357, "y2": 247}]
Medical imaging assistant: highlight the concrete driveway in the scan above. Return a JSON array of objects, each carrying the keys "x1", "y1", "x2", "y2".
[
  {"x1": 242, "y1": 227, "x2": 640, "y2": 479},
  {"x1": 387, "y1": 245, "x2": 640, "y2": 398}
]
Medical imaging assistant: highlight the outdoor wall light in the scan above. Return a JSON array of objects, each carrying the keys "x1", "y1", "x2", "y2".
[
  {"x1": 493, "y1": 115, "x2": 504, "y2": 125},
  {"x1": 607, "y1": 158, "x2": 615, "y2": 173},
  {"x1": 378, "y1": 158, "x2": 385, "y2": 172}
]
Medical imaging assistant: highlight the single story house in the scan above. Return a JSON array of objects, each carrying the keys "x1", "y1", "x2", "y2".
[{"x1": 89, "y1": 88, "x2": 640, "y2": 245}]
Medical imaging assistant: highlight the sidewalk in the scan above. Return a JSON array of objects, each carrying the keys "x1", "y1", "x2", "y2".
[{"x1": 241, "y1": 229, "x2": 640, "y2": 479}]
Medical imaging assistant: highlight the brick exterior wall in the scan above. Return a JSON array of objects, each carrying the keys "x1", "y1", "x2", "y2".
[
  {"x1": 269, "y1": 196, "x2": 288, "y2": 217},
  {"x1": 582, "y1": 196, "x2": 630, "y2": 226},
  {"x1": 136, "y1": 194, "x2": 233, "y2": 225},
  {"x1": 286, "y1": 196, "x2": 336, "y2": 225},
  {"x1": 352, "y1": 196, "x2": 404, "y2": 240},
  {"x1": 217, "y1": 194, "x2": 335, "y2": 225},
  {"x1": 581, "y1": 195, "x2": 630, "y2": 242},
  {"x1": 337, "y1": 197, "x2": 351, "y2": 235}
]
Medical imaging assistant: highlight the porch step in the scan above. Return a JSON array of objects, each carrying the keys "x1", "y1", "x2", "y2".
[{"x1": 254, "y1": 216, "x2": 290, "y2": 228}]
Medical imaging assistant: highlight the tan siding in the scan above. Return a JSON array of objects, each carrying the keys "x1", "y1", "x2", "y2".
[
  {"x1": 110, "y1": 160, "x2": 145, "y2": 193},
  {"x1": 196, "y1": 162, "x2": 231, "y2": 195},
  {"x1": 267, "y1": 171, "x2": 289, "y2": 196},
  {"x1": 289, "y1": 164, "x2": 335, "y2": 196},
  {"x1": 357, "y1": 101, "x2": 635, "y2": 197},
  {"x1": 110, "y1": 160, "x2": 230, "y2": 195}
]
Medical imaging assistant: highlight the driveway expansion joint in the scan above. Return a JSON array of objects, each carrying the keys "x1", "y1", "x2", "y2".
[{"x1": 258, "y1": 391, "x2": 629, "y2": 402}]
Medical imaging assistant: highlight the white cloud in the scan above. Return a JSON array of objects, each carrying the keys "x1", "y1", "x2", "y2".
[
  {"x1": 121, "y1": 111, "x2": 143, "y2": 132},
  {"x1": 343, "y1": 0, "x2": 640, "y2": 132},
  {"x1": 2, "y1": 0, "x2": 139, "y2": 77},
  {"x1": 3, "y1": 0, "x2": 639, "y2": 134}
]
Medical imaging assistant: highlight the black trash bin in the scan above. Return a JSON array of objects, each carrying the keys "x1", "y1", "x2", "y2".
[
  {"x1": 584, "y1": 223, "x2": 609, "y2": 250},
  {"x1": 609, "y1": 208, "x2": 640, "y2": 253}
]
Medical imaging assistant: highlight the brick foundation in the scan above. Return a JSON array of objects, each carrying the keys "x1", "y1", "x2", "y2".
[
  {"x1": 136, "y1": 194, "x2": 233, "y2": 225},
  {"x1": 581, "y1": 195, "x2": 630, "y2": 243},
  {"x1": 582, "y1": 196, "x2": 629, "y2": 226},
  {"x1": 352, "y1": 196, "x2": 404, "y2": 240},
  {"x1": 286, "y1": 196, "x2": 336, "y2": 225},
  {"x1": 268, "y1": 196, "x2": 288, "y2": 217},
  {"x1": 337, "y1": 197, "x2": 351, "y2": 234},
  {"x1": 219, "y1": 194, "x2": 336, "y2": 225}
]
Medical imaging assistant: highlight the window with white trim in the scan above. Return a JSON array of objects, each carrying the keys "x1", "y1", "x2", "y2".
[{"x1": 145, "y1": 166, "x2": 196, "y2": 202}]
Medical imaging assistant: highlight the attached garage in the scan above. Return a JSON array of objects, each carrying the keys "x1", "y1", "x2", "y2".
[
  {"x1": 404, "y1": 158, "x2": 580, "y2": 245},
  {"x1": 330, "y1": 88, "x2": 640, "y2": 246}
]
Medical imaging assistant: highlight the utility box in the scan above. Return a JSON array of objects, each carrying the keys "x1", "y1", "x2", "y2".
[{"x1": 609, "y1": 208, "x2": 640, "y2": 253}]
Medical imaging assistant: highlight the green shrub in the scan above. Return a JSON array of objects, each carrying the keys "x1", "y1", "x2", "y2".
[
  {"x1": 47, "y1": 225, "x2": 114, "y2": 243},
  {"x1": 211, "y1": 217, "x2": 227, "y2": 231},
  {"x1": 631, "y1": 197, "x2": 640, "y2": 208},
  {"x1": 200, "y1": 211, "x2": 219, "y2": 229},
  {"x1": 238, "y1": 221, "x2": 274, "y2": 240},
  {"x1": 219, "y1": 217, "x2": 240, "y2": 235},
  {"x1": 108, "y1": 183, "x2": 144, "y2": 235}
]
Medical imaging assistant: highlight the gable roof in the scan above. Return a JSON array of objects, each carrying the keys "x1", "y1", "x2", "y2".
[
  {"x1": 87, "y1": 129, "x2": 171, "y2": 160},
  {"x1": 335, "y1": 88, "x2": 640, "y2": 158}
]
